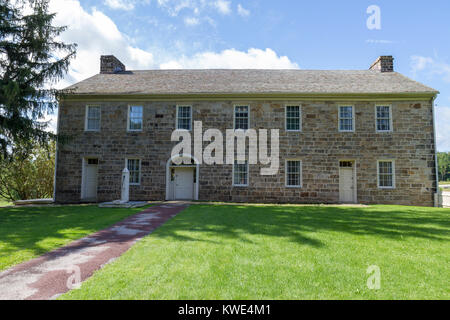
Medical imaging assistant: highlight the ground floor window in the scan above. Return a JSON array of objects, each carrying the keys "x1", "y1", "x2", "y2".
[
  {"x1": 233, "y1": 160, "x2": 248, "y2": 186},
  {"x1": 127, "y1": 158, "x2": 141, "y2": 185},
  {"x1": 286, "y1": 160, "x2": 302, "y2": 187},
  {"x1": 377, "y1": 160, "x2": 395, "y2": 188}
]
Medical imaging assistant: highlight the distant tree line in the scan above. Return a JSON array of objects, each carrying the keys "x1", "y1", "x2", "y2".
[{"x1": 438, "y1": 152, "x2": 450, "y2": 182}]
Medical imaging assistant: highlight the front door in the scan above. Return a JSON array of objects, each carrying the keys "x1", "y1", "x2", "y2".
[
  {"x1": 82, "y1": 158, "x2": 98, "y2": 200},
  {"x1": 175, "y1": 168, "x2": 194, "y2": 200},
  {"x1": 339, "y1": 161, "x2": 355, "y2": 203}
]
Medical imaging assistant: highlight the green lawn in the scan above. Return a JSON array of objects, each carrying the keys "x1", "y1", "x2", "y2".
[
  {"x1": 61, "y1": 204, "x2": 450, "y2": 300},
  {"x1": 0, "y1": 199, "x2": 11, "y2": 207},
  {"x1": 0, "y1": 205, "x2": 148, "y2": 271}
]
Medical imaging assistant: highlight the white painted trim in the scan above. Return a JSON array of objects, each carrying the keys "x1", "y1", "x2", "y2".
[
  {"x1": 176, "y1": 105, "x2": 193, "y2": 131},
  {"x1": 127, "y1": 105, "x2": 143, "y2": 132},
  {"x1": 285, "y1": 159, "x2": 302, "y2": 188},
  {"x1": 377, "y1": 159, "x2": 396, "y2": 189},
  {"x1": 84, "y1": 105, "x2": 101, "y2": 132},
  {"x1": 338, "y1": 104, "x2": 355, "y2": 132},
  {"x1": 233, "y1": 104, "x2": 250, "y2": 130},
  {"x1": 80, "y1": 156, "x2": 99, "y2": 200},
  {"x1": 338, "y1": 159, "x2": 357, "y2": 203},
  {"x1": 285, "y1": 105, "x2": 302, "y2": 132},
  {"x1": 375, "y1": 104, "x2": 393, "y2": 133},
  {"x1": 165, "y1": 154, "x2": 199, "y2": 200},
  {"x1": 125, "y1": 158, "x2": 141, "y2": 185},
  {"x1": 431, "y1": 97, "x2": 440, "y2": 206},
  {"x1": 232, "y1": 159, "x2": 249, "y2": 187}
]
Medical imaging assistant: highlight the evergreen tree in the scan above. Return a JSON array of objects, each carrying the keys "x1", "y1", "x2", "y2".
[{"x1": 0, "y1": 0, "x2": 76, "y2": 158}]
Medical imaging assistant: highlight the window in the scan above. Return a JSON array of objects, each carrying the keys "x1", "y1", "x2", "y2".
[
  {"x1": 286, "y1": 105, "x2": 301, "y2": 131},
  {"x1": 128, "y1": 105, "x2": 143, "y2": 131},
  {"x1": 376, "y1": 105, "x2": 392, "y2": 132},
  {"x1": 378, "y1": 160, "x2": 395, "y2": 188},
  {"x1": 234, "y1": 105, "x2": 249, "y2": 130},
  {"x1": 85, "y1": 105, "x2": 100, "y2": 131},
  {"x1": 176, "y1": 105, "x2": 192, "y2": 130},
  {"x1": 339, "y1": 105, "x2": 354, "y2": 132},
  {"x1": 233, "y1": 160, "x2": 248, "y2": 186},
  {"x1": 127, "y1": 158, "x2": 141, "y2": 185},
  {"x1": 286, "y1": 160, "x2": 302, "y2": 187}
]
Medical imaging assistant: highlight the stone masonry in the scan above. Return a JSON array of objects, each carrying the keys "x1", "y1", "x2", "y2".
[{"x1": 54, "y1": 99, "x2": 437, "y2": 206}]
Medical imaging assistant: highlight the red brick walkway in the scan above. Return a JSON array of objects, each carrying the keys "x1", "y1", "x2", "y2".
[{"x1": 0, "y1": 203, "x2": 188, "y2": 300}]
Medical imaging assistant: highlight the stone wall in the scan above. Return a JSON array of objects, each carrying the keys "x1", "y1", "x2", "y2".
[{"x1": 54, "y1": 99, "x2": 437, "y2": 206}]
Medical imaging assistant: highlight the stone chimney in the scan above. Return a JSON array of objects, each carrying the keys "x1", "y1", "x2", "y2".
[
  {"x1": 100, "y1": 55, "x2": 126, "y2": 74},
  {"x1": 369, "y1": 56, "x2": 394, "y2": 72}
]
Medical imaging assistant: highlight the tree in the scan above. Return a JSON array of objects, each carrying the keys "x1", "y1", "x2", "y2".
[
  {"x1": 0, "y1": 0, "x2": 76, "y2": 158},
  {"x1": 0, "y1": 140, "x2": 55, "y2": 200},
  {"x1": 437, "y1": 152, "x2": 450, "y2": 182}
]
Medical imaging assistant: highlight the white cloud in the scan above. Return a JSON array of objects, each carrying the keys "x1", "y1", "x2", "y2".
[
  {"x1": 159, "y1": 48, "x2": 299, "y2": 69},
  {"x1": 410, "y1": 55, "x2": 450, "y2": 83},
  {"x1": 237, "y1": 4, "x2": 249, "y2": 17},
  {"x1": 436, "y1": 106, "x2": 450, "y2": 152},
  {"x1": 214, "y1": 0, "x2": 231, "y2": 15},
  {"x1": 104, "y1": 0, "x2": 135, "y2": 10},
  {"x1": 184, "y1": 17, "x2": 200, "y2": 26}
]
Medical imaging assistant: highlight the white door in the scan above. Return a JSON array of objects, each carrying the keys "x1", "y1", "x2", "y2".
[
  {"x1": 83, "y1": 159, "x2": 98, "y2": 200},
  {"x1": 339, "y1": 167, "x2": 355, "y2": 203},
  {"x1": 175, "y1": 168, "x2": 194, "y2": 200}
]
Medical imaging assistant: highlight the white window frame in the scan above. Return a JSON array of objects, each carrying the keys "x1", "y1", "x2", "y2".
[
  {"x1": 233, "y1": 105, "x2": 250, "y2": 130},
  {"x1": 285, "y1": 159, "x2": 303, "y2": 188},
  {"x1": 377, "y1": 160, "x2": 395, "y2": 189},
  {"x1": 85, "y1": 105, "x2": 101, "y2": 131},
  {"x1": 127, "y1": 105, "x2": 143, "y2": 132},
  {"x1": 176, "y1": 105, "x2": 192, "y2": 131},
  {"x1": 232, "y1": 159, "x2": 249, "y2": 187},
  {"x1": 375, "y1": 104, "x2": 393, "y2": 132},
  {"x1": 125, "y1": 158, "x2": 141, "y2": 186},
  {"x1": 338, "y1": 105, "x2": 355, "y2": 132},
  {"x1": 285, "y1": 105, "x2": 302, "y2": 132}
]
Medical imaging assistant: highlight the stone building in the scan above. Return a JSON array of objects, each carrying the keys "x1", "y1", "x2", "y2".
[{"x1": 54, "y1": 55, "x2": 439, "y2": 206}]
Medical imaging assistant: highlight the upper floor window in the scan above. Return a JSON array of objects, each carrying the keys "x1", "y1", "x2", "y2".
[
  {"x1": 338, "y1": 105, "x2": 354, "y2": 132},
  {"x1": 127, "y1": 158, "x2": 141, "y2": 185},
  {"x1": 286, "y1": 160, "x2": 302, "y2": 187},
  {"x1": 176, "y1": 105, "x2": 192, "y2": 130},
  {"x1": 377, "y1": 160, "x2": 395, "y2": 188},
  {"x1": 128, "y1": 105, "x2": 143, "y2": 131},
  {"x1": 376, "y1": 105, "x2": 392, "y2": 132},
  {"x1": 233, "y1": 160, "x2": 248, "y2": 186},
  {"x1": 285, "y1": 105, "x2": 301, "y2": 131},
  {"x1": 234, "y1": 105, "x2": 249, "y2": 130},
  {"x1": 85, "y1": 105, "x2": 100, "y2": 131}
]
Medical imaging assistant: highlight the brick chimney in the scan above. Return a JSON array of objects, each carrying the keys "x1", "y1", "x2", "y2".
[
  {"x1": 100, "y1": 55, "x2": 126, "y2": 74},
  {"x1": 369, "y1": 56, "x2": 394, "y2": 72}
]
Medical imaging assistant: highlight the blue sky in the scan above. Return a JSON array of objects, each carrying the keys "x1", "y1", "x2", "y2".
[{"x1": 49, "y1": 0, "x2": 450, "y2": 150}]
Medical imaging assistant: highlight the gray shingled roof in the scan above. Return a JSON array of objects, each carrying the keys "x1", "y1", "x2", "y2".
[{"x1": 64, "y1": 69, "x2": 438, "y2": 96}]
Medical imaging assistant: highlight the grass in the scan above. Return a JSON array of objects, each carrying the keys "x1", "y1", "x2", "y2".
[
  {"x1": 439, "y1": 181, "x2": 450, "y2": 185},
  {"x1": 0, "y1": 204, "x2": 149, "y2": 271},
  {"x1": 61, "y1": 204, "x2": 450, "y2": 300},
  {"x1": 0, "y1": 199, "x2": 12, "y2": 207}
]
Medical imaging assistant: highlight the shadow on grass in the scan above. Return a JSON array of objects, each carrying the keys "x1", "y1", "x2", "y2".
[
  {"x1": 151, "y1": 205, "x2": 450, "y2": 248},
  {"x1": 0, "y1": 205, "x2": 144, "y2": 270}
]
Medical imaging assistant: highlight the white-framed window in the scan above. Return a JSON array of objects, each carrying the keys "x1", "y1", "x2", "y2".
[
  {"x1": 127, "y1": 105, "x2": 143, "y2": 131},
  {"x1": 85, "y1": 105, "x2": 101, "y2": 131},
  {"x1": 176, "y1": 105, "x2": 192, "y2": 130},
  {"x1": 338, "y1": 105, "x2": 354, "y2": 132},
  {"x1": 233, "y1": 160, "x2": 249, "y2": 186},
  {"x1": 285, "y1": 105, "x2": 301, "y2": 131},
  {"x1": 377, "y1": 160, "x2": 395, "y2": 189},
  {"x1": 126, "y1": 158, "x2": 141, "y2": 185},
  {"x1": 234, "y1": 105, "x2": 249, "y2": 130},
  {"x1": 285, "y1": 160, "x2": 302, "y2": 187},
  {"x1": 375, "y1": 105, "x2": 392, "y2": 132}
]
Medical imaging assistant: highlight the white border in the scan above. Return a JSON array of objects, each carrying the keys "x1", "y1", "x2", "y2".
[
  {"x1": 176, "y1": 105, "x2": 192, "y2": 131},
  {"x1": 125, "y1": 158, "x2": 141, "y2": 185},
  {"x1": 285, "y1": 105, "x2": 302, "y2": 132},
  {"x1": 338, "y1": 104, "x2": 355, "y2": 132},
  {"x1": 127, "y1": 105, "x2": 143, "y2": 132},
  {"x1": 84, "y1": 105, "x2": 101, "y2": 131},
  {"x1": 285, "y1": 159, "x2": 302, "y2": 188},
  {"x1": 375, "y1": 104, "x2": 393, "y2": 132},
  {"x1": 377, "y1": 159, "x2": 396, "y2": 189},
  {"x1": 233, "y1": 105, "x2": 250, "y2": 130}
]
